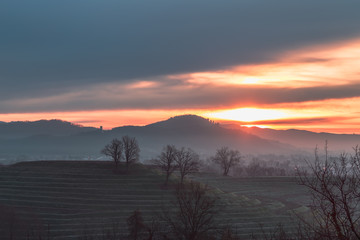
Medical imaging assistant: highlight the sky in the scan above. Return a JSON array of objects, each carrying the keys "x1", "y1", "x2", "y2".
[{"x1": 1, "y1": 0, "x2": 360, "y2": 133}]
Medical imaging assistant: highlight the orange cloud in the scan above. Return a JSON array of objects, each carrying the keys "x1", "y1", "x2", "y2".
[{"x1": 171, "y1": 38, "x2": 360, "y2": 88}]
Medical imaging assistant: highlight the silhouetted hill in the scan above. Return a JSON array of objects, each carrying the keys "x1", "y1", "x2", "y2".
[
  {"x1": 0, "y1": 115, "x2": 296, "y2": 163},
  {"x1": 238, "y1": 126, "x2": 360, "y2": 153},
  {"x1": 0, "y1": 119, "x2": 97, "y2": 139},
  {"x1": 110, "y1": 115, "x2": 295, "y2": 157},
  {"x1": 144, "y1": 115, "x2": 217, "y2": 129}
]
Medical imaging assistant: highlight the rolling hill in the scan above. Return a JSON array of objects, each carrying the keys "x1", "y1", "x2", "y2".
[
  {"x1": 0, "y1": 119, "x2": 97, "y2": 139},
  {"x1": 2, "y1": 114, "x2": 359, "y2": 164},
  {"x1": 0, "y1": 115, "x2": 296, "y2": 163},
  {"x1": 238, "y1": 126, "x2": 360, "y2": 153}
]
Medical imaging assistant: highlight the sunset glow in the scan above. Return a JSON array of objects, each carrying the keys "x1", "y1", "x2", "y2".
[
  {"x1": 204, "y1": 108, "x2": 287, "y2": 122},
  {"x1": 2, "y1": 35, "x2": 360, "y2": 133},
  {"x1": 242, "y1": 77, "x2": 260, "y2": 84},
  {"x1": 175, "y1": 38, "x2": 360, "y2": 88},
  {"x1": 0, "y1": 110, "x2": 203, "y2": 130}
]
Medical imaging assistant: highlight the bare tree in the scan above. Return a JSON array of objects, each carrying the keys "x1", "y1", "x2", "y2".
[
  {"x1": 127, "y1": 210, "x2": 145, "y2": 240},
  {"x1": 101, "y1": 138, "x2": 123, "y2": 169},
  {"x1": 212, "y1": 147, "x2": 241, "y2": 176},
  {"x1": 163, "y1": 182, "x2": 217, "y2": 240},
  {"x1": 175, "y1": 147, "x2": 200, "y2": 185},
  {"x1": 154, "y1": 145, "x2": 178, "y2": 186},
  {"x1": 297, "y1": 144, "x2": 360, "y2": 240},
  {"x1": 145, "y1": 216, "x2": 161, "y2": 240},
  {"x1": 122, "y1": 135, "x2": 140, "y2": 170}
]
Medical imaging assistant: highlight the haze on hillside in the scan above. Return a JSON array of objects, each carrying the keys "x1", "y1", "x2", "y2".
[{"x1": 0, "y1": 115, "x2": 359, "y2": 164}]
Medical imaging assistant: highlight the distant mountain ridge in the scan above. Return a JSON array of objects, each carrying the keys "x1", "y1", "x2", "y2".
[
  {"x1": 0, "y1": 119, "x2": 97, "y2": 139},
  {"x1": 1, "y1": 116, "x2": 359, "y2": 157},
  {"x1": 0, "y1": 115, "x2": 296, "y2": 162},
  {"x1": 143, "y1": 115, "x2": 217, "y2": 129},
  {"x1": 235, "y1": 125, "x2": 360, "y2": 153}
]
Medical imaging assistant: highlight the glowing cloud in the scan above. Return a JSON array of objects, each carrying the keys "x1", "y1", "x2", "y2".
[{"x1": 172, "y1": 38, "x2": 360, "y2": 88}]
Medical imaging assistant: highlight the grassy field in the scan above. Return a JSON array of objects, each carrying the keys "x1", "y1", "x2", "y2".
[{"x1": 0, "y1": 161, "x2": 310, "y2": 239}]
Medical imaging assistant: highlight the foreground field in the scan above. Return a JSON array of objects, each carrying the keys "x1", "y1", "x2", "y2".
[{"x1": 0, "y1": 161, "x2": 310, "y2": 239}]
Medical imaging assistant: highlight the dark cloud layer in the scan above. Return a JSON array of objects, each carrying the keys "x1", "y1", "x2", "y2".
[
  {"x1": 1, "y1": 0, "x2": 360, "y2": 100},
  {"x1": 2, "y1": 81, "x2": 360, "y2": 113}
]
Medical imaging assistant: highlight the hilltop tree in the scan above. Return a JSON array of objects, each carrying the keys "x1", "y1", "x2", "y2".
[
  {"x1": 101, "y1": 138, "x2": 123, "y2": 169},
  {"x1": 122, "y1": 135, "x2": 140, "y2": 169},
  {"x1": 297, "y1": 144, "x2": 360, "y2": 239},
  {"x1": 212, "y1": 147, "x2": 241, "y2": 176},
  {"x1": 154, "y1": 145, "x2": 178, "y2": 186},
  {"x1": 175, "y1": 147, "x2": 200, "y2": 185}
]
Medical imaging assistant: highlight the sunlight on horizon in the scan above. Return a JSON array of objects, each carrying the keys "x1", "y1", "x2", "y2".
[
  {"x1": 203, "y1": 108, "x2": 287, "y2": 122},
  {"x1": 242, "y1": 125, "x2": 270, "y2": 129},
  {"x1": 242, "y1": 77, "x2": 260, "y2": 84}
]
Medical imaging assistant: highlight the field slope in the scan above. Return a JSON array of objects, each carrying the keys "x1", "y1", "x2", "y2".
[{"x1": 0, "y1": 161, "x2": 308, "y2": 239}]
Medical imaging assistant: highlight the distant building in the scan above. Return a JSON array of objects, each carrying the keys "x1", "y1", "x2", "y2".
[{"x1": 100, "y1": 126, "x2": 103, "y2": 132}]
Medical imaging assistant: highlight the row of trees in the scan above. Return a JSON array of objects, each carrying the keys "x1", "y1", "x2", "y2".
[
  {"x1": 227, "y1": 158, "x2": 291, "y2": 177},
  {"x1": 152, "y1": 145, "x2": 243, "y2": 186},
  {"x1": 101, "y1": 137, "x2": 243, "y2": 183}
]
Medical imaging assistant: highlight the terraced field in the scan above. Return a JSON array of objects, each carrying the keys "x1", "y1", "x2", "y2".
[
  {"x1": 0, "y1": 161, "x2": 310, "y2": 239},
  {"x1": 188, "y1": 172, "x2": 311, "y2": 238},
  {"x1": 0, "y1": 161, "x2": 176, "y2": 239},
  {"x1": 188, "y1": 172, "x2": 310, "y2": 210}
]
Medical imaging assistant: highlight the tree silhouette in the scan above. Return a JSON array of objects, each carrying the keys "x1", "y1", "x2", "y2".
[
  {"x1": 297, "y1": 144, "x2": 360, "y2": 239},
  {"x1": 163, "y1": 182, "x2": 217, "y2": 240},
  {"x1": 154, "y1": 145, "x2": 177, "y2": 186},
  {"x1": 122, "y1": 135, "x2": 140, "y2": 170},
  {"x1": 175, "y1": 147, "x2": 200, "y2": 185},
  {"x1": 212, "y1": 147, "x2": 241, "y2": 176},
  {"x1": 101, "y1": 138, "x2": 123, "y2": 169}
]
